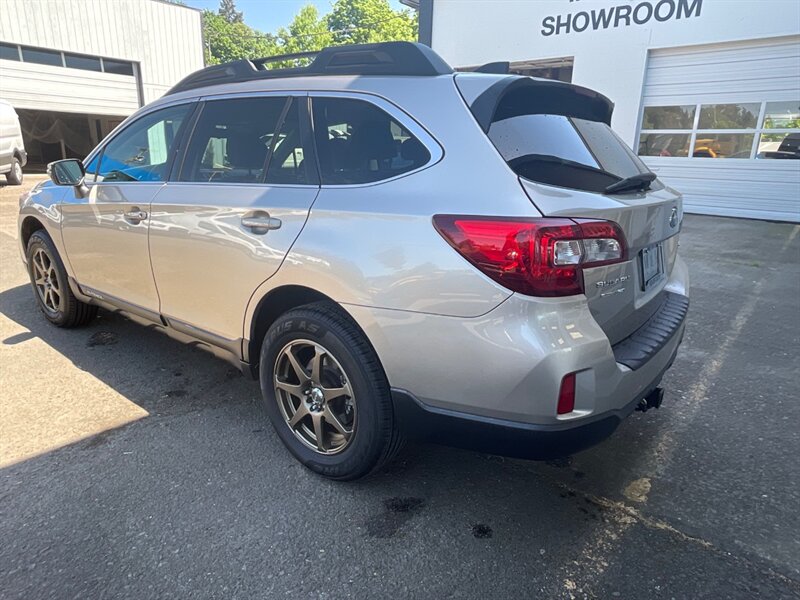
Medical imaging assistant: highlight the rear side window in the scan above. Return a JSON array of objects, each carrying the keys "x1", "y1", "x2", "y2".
[
  {"x1": 312, "y1": 97, "x2": 430, "y2": 185},
  {"x1": 488, "y1": 113, "x2": 653, "y2": 193}
]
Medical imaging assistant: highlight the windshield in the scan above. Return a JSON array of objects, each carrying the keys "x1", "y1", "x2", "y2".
[{"x1": 488, "y1": 114, "x2": 657, "y2": 193}]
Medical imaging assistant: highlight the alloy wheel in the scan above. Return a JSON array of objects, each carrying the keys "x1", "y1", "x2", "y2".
[
  {"x1": 13, "y1": 162, "x2": 22, "y2": 181},
  {"x1": 274, "y1": 339, "x2": 356, "y2": 455},
  {"x1": 31, "y1": 248, "x2": 61, "y2": 313}
]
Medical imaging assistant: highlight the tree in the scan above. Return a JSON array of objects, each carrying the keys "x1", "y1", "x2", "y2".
[
  {"x1": 218, "y1": 0, "x2": 243, "y2": 24},
  {"x1": 201, "y1": 0, "x2": 418, "y2": 67},
  {"x1": 327, "y1": 0, "x2": 417, "y2": 45},
  {"x1": 275, "y1": 5, "x2": 333, "y2": 57},
  {"x1": 202, "y1": 11, "x2": 277, "y2": 65}
]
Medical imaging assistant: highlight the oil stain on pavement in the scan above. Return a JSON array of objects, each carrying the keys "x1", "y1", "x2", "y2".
[{"x1": 365, "y1": 497, "x2": 426, "y2": 538}]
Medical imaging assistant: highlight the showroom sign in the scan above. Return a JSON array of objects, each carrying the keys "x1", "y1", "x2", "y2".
[{"x1": 542, "y1": 0, "x2": 703, "y2": 36}]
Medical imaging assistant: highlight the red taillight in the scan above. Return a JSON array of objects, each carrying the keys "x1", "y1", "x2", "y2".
[
  {"x1": 557, "y1": 373, "x2": 576, "y2": 415},
  {"x1": 433, "y1": 215, "x2": 627, "y2": 297}
]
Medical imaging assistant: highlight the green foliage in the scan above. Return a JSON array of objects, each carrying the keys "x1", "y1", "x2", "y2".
[
  {"x1": 202, "y1": 0, "x2": 418, "y2": 66},
  {"x1": 328, "y1": 0, "x2": 417, "y2": 45},
  {"x1": 202, "y1": 11, "x2": 277, "y2": 65},
  {"x1": 764, "y1": 116, "x2": 800, "y2": 130},
  {"x1": 275, "y1": 5, "x2": 334, "y2": 59},
  {"x1": 218, "y1": 0, "x2": 243, "y2": 24},
  {"x1": 698, "y1": 104, "x2": 759, "y2": 129},
  {"x1": 641, "y1": 106, "x2": 695, "y2": 130}
]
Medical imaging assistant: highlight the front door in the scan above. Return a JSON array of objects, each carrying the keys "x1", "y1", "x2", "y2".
[
  {"x1": 61, "y1": 103, "x2": 195, "y2": 317},
  {"x1": 148, "y1": 95, "x2": 319, "y2": 344}
]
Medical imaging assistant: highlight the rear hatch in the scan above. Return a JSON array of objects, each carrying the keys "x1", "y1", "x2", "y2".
[{"x1": 457, "y1": 74, "x2": 683, "y2": 345}]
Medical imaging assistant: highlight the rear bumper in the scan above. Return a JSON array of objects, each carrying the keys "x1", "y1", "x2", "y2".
[
  {"x1": 391, "y1": 342, "x2": 679, "y2": 459},
  {"x1": 613, "y1": 292, "x2": 689, "y2": 370},
  {"x1": 345, "y1": 254, "x2": 689, "y2": 435}
]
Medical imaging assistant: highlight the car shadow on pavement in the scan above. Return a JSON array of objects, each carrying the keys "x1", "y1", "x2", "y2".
[
  {"x1": 0, "y1": 278, "x2": 666, "y2": 498},
  {"x1": 2, "y1": 281, "x2": 797, "y2": 599},
  {"x1": 0, "y1": 280, "x2": 643, "y2": 492}
]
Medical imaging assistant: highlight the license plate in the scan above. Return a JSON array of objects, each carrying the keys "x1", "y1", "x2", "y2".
[{"x1": 640, "y1": 243, "x2": 664, "y2": 290}]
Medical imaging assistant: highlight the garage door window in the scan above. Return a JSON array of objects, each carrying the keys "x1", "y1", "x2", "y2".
[
  {"x1": 638, "y1": 100, "x2": 800, "y2": 160},
  {"x1": 639, "y1": 106, "x2": 694, "y2": 157},
  {"x1": 759, "y1": 102, "x2": 800, "y2": 160}
]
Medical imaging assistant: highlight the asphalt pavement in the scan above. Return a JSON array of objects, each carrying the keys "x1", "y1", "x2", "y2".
[{"x1": 1, "y1": 177, "x2": 798, "y2": 599}]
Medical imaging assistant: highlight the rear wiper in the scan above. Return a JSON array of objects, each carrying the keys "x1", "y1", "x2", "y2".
[
  {"x1": 510, "y1": 154, "x2": 616, "y2": 178},
  {"x1": 604, "y1": 172, "x2": 656, "y2": 194}
]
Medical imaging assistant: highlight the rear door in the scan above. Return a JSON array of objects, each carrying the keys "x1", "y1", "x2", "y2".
[
  {"x1": 471, "y1": 78, "x2": 682, "y2": 344},
  {"x1": 148, "y1": 93, "x2": 319, "y2": 346}
]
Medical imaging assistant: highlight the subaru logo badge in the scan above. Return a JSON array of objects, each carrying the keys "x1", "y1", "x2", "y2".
[{"x1": 669, "y1": 207, "x2": 679, "y2": 228}]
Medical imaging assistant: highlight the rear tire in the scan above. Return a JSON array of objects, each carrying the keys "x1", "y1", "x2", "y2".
[
  {"x1": 259, "y1": 301, "x2": 402, "y2": 480},
  {"x1": 6, "y1": 157, "x2": 23, "y2": 185},
  {"x1": 26, "y1": 230, "x2": 98, "y2": 327}
]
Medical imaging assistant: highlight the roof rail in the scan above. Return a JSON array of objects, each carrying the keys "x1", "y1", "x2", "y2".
[
  {"x1": 166, "y1": 41, "x2": 454, "y2": 96},
  {"x1": 474, "y1": 61, "x2": 510, "y2": 74}
]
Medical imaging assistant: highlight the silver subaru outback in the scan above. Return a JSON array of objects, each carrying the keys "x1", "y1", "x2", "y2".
[{"x1": 18, "y1": 42, "x2": 688, "y2": 480}]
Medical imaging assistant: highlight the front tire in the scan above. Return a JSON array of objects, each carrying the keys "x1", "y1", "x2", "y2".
[
  {"x1": 259, "y1": 302, "x2": 402, "y2": 480},
  {"x1": 26, "y1": 230, "x2": 97, "y2": 327},
  {"x1": 6, "y1": 157, "x2": 23, "y2": 185}
]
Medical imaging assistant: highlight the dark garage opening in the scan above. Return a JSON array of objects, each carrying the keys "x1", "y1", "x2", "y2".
[{"x1": 16, "y1": 109, "x2": 125, "y2": 172}]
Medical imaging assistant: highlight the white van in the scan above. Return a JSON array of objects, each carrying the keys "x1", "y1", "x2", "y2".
[{"x1": 0, "y1": 99, "x2": 27, "y2": 185}]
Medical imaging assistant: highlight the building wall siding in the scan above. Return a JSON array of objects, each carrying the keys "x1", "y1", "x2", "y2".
[
  {"x1": 0, "y1": 0, "x2": 203, "y2": 110},
  {"x1": 0, "y1": 59, "x2": 140, "y2": 115},
  {"x1": 430, "y1": 0, "x2": 800, "y2": 147},
  {"x1": 641, "y1": 37, "x2": 800, "y2": 222}
]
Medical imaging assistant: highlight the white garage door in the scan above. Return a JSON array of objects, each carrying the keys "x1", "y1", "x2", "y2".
[{"x1": 638, "y1": 36, "x2": 800, "y2": 222}]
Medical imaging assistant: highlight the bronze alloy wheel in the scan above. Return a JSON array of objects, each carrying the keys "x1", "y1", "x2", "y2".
[
  {"x1": 273, "y1": 339, "x2": 356, "y2": 455},
  {"x1": 25, "y1": 230, "x2": 97, "y2": 328},
  {"x1": 30, "y1": 247, "x2": 62, "y2": 315}
]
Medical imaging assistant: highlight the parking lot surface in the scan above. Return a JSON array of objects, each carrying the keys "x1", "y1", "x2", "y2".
[{"x1": 1, "y1": 178, "x2": 799, "y2": 599}]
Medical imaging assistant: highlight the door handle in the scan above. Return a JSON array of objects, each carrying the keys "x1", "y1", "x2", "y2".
[
  {"x1": 124, "y1": 209, "x2": 148, "y2": 223},
  {"x1": 241, "y1": 215, "x2": 282, "y2": 233}
]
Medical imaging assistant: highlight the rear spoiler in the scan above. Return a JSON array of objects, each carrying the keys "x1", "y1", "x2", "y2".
[{"x1": 463, "y1": 75, "x2": 615, "y2": 132}]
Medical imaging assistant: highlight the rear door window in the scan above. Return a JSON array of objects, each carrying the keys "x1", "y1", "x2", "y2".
[
  {"x1": 179, "y1": 96, "x2": 288, "y2": 184},
  {"x1": 312, "y1": 97, "x2": 431, "y2": 185},
  {"x1": 265, "y1": 99, "x2": 313, "y2": 185},
  {"x1": 488, "y1": 113, "x2": 653, "y2": 193}
]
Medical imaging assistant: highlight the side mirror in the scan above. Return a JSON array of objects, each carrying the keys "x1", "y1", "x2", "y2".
[{"x1": 48, "y1": 159, "x2": 86, "y2": 187}]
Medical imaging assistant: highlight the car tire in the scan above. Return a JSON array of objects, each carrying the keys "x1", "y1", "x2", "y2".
[
  {"x1": 6, "y1": 157, "x2": 23, "y2": 185},
  {"x1": 26, "y1": 230, "x2": 98, "y2": 327},
  {"x1": 259, "y1": 301, "x2": 403, "y2": 480}
]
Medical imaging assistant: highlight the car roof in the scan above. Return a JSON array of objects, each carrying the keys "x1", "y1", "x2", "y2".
[{"x1": 166, "y1": 41, "x2": 453, "y2": 97}]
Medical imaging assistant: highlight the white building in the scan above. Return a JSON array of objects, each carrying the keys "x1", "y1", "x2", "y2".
[
  {"x1": 0, "y1": 0, "x2": 203, "y2": 170},
  {"x1": 421, "y1": 0, "x2": 800, "y2": 222}
]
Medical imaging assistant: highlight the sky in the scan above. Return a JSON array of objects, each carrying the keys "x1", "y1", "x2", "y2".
[{"x1": 183, "y1": 0, "x2": 407, "y2": 35}]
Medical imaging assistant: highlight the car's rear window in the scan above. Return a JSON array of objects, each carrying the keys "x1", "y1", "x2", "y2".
[{"x1": 488, "y1": 114, "x2": 653, "y2": 193}]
